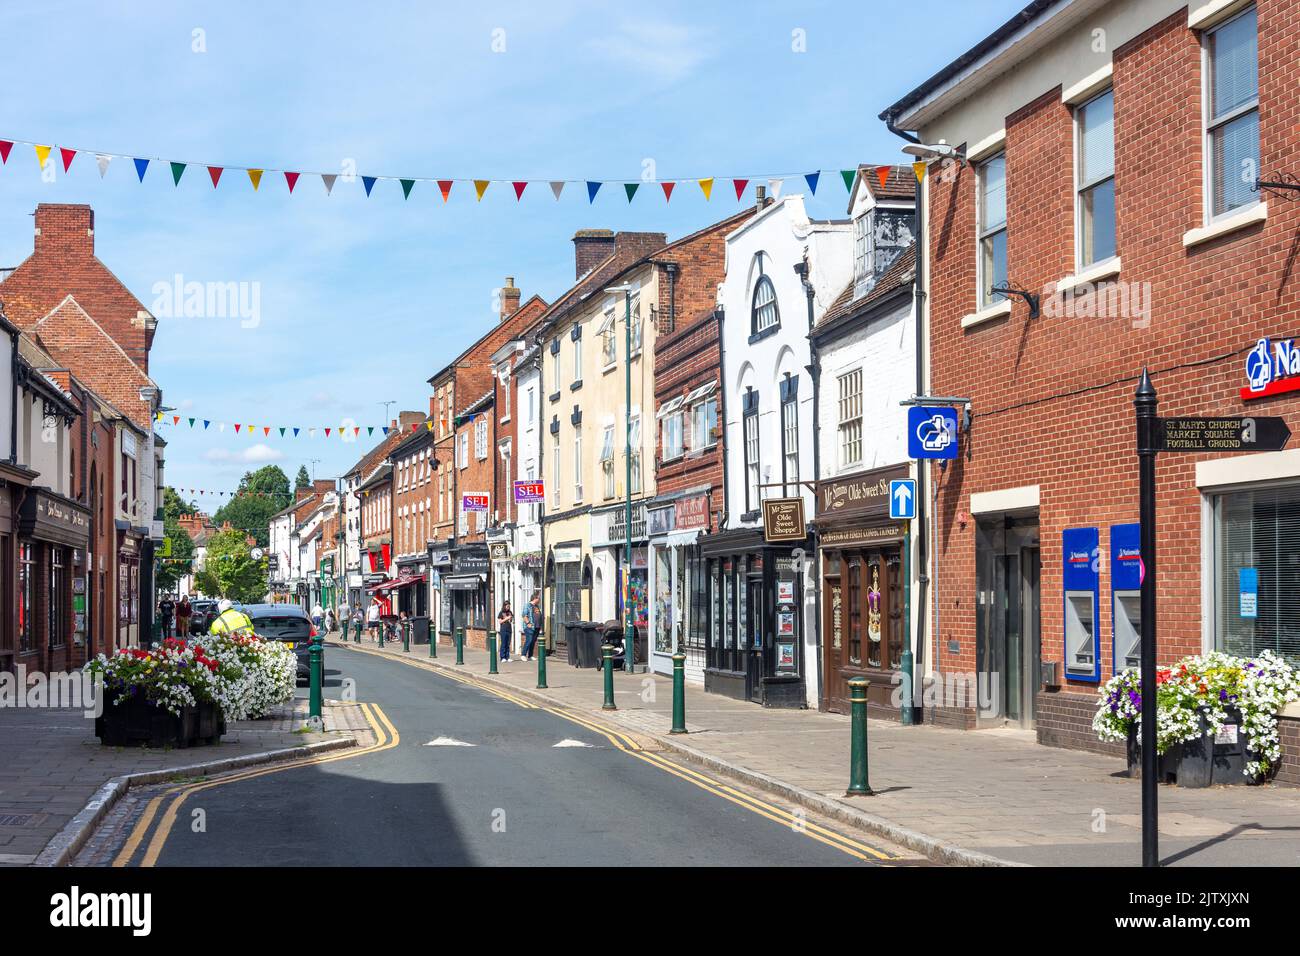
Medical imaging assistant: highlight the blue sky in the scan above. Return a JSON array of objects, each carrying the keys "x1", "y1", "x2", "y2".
[{"x1": 0, "y1": 0, "x2": 1023, "y2": 504}]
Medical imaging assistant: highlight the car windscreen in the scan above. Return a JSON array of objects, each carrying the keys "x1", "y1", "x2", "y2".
[{"x1": 248, "y1": 615, "x2": 311, "y2": 640}]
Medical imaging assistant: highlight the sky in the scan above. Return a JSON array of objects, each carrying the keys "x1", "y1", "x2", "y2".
[{"x1": 0, "y1": 0, "x2": 1025, "y2": 506}]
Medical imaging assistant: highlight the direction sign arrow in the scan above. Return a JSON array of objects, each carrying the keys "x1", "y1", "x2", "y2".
[
  {"x1": 1157, "y1": 416, "x2": 1291, "y2": 453},
  {"x1": 893, "y1": 483, "x2": 911, "y2": 509}
]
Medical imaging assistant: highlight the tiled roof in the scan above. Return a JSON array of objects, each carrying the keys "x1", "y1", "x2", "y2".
[
  {"x1": 859, "y1": 164, "x2": 916, "y2": 203},
  {"x1": 817, "y1": 243, "x2": 916, "y2": 330}
]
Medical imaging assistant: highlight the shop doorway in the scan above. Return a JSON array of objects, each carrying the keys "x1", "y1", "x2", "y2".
[
  {"x1": 820, "y1": 549, "x2": 903, "y2": 714},
  {"x1": 745, "y1": 576, "x2": 765, "y2": 702},
  {"x1": 975, "y1": 516, "x2": 1041, "y2": 728}
]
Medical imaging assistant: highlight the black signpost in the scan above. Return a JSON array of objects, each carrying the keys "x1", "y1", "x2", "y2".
[{"x1": 1134, "y1": 370, "x2": 1292, "y2": 867}]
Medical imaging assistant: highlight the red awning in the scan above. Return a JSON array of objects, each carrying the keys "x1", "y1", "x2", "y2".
[{"x1": 368, "y1": 573, "x2": 426, "y2": 593}]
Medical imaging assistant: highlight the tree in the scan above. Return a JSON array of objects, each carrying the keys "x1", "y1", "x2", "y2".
[
  {"x1": 161, "y1": 486, "x2": 195, "y2": 523},
  {"x1": 295, "y1": 465, "x2": 310, "y2": 491},
  {"x1": 212, "y1": 464, "x2": 290, "y2": 549},
  {"x1": 194, "y1": 529, "x2": 268, "y2": 603},
  {"x1": 156, "y1": 487, "x2": 198, "y2": 594}
]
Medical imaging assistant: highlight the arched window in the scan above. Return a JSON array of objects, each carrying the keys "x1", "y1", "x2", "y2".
[{"x1": 751, "y1": 256, "x2": 779, "y2": 335}]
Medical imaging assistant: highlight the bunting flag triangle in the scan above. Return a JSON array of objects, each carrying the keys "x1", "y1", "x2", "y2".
[
  {"x1": 207, "y1": 166, "x2": 223, "y2": 187},
  {"x1": 321, "y1": 173, "x2": 337, "y2": 195},
  {"x1": 474, "y1": 180, "x2": 489, "y2": 201},
  {"x1": 840, "y1": 169, "x2": 855, "y2": 192},
  {"x1": 0, "y1": 141, "x2": 11, "y2": 164},
  {"x1": 247, "y1": 169, "x2": 263, "y2": 190},
  {"x1": 134, "y1": 158, "x2": 150, "y2": 181},
  {"x1": 233, "y1": 424, "x2": 241, "y2": 433},
  {"x1": 263, "y1": 426, "x2": 270, "y2": 436},
  {"x1": 733, "y1": 178, "x2": 749, "y2": 201},
  {"x1": 875, "y1": 165, "x2": 892, "y2": 191},
  {"x1": 549, "y1": 181, "x2": 565, "y2": 200},
  {"x1": 767, "y1": 178, "x2": 783, "y2": 200},
  {"x1": 805, "y1": 171, "x2": 820, "y2": 194},
  {"x1": 661, "y1": 181, "x2": 675, "y2": 202},
  {"x1": 59, "y1": 148, "x2": 76, "y2": 173},
  {"x1": 367, "y1": 426, "x2": 374, "y2": 436},
  {"x1": 425, "y1": 421, "x2": 433, "y2": 431},
  {"x1": 218, "y1": 423, "x2": 226, "y2": 432},
  {"x1": 353, "y1": 426, "x2": 360, "y2": 436},
  {"x1": 188, "y1": 418, "x2": 195, "y2": 427},
  {"x1": 381, "y1": 426, "x2": 389, "y2": 435},
  {"x1": 362, "y1": 176, "x2": 376, "y2": 196},
  {"x1": 96, "y1": 154, "x2": 112, "y2": 177},
  {"x1": 698, "y1": 178, "x2": 714, "y2": 201},
  {"x1": 400, "y1": 178, "x2": 415, "y2": 199},
  {"x1": 246, "y1": 424, "x2": 254, "y2": 435},
  {"x1": 512, "y1": 181, "x2": 527, "y2": 200},
  {"x1": 172, "y1": 415, "x2": 180, "y2": 425},
  {"x1": 170, "y1": 161, "x2": 186, "y2": 185},
  {"x1": 438, "y1": 180, "x2": 453, "y2": 202},
  {"x1": 411, "y1": 422, "x2": 420, "y2": 432},
  {"x1": 279, "y1": 427, "x2": 286, "y2": 436},
  {"x1": 624, "y1": 182, "x2": 639, "y2": 202},
  {"x1": 586, "y1": 181, "x2": 601, "y2": 203},
  {"x1": 293, "y1": 427, "x2": 300, "y2": 437},
  {"x1": 203, "y1": 420, "x2": 210, "y2": 429},
  {"x1": 324, "y1": 428, "x2": 331, "y2": 437},
  {"x1": 912, "y1": 161, "x2": 927, "y2": 184},
  {"x1": 34, "y1": 145, "x2": 51, "y2": 169},
  {"x1": 284, "y1": 171, "x2": 299, "y2": 193}
]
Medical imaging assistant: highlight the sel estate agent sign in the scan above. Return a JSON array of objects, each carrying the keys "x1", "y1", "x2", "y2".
[
  {"x1": 513, "y1": 480, "x2": 544, "y2": 504},
  {"x1": 462, "y1": 492, "x2": 490, "y2": 512}
]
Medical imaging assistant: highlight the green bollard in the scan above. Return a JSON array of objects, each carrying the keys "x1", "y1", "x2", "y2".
[
  {"x1": 354, "y1": 618, "x2": 361, "y2": 644},
  {"x1": 378, "y1": 620, "x2": 386, "y2": 649},
  {"x1": 488, "y1": 633, "x2": 498, "y2": 674},
  {"x1": 308, "y1": 633, "x2": 323, "y2": 721},
  {"x1": 846, "y1": 677, "x2": 874, "y2": 796},
  {"x1": 536, "y1": 635, "x2": 548, "y2": 689},
  {"x1": 455, "y1": 627, "x2": 465, "y2": 665},
  {"x1": 402, "y1": 621, "x2": 410, "y2": 653},
  {"x1": 601, "y1": 643, "x2": 617, "y2": 711},
  {"x1": 670, "y1": 650, "x2": 687, "y2": 734},
  {"x1": 429, "y1": 626, "x2": 438, "y2": 659}
]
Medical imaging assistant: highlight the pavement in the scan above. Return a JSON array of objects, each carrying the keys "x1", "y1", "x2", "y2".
[
  {"x1": 0, "y1": 675, "x2": 365, "y2": 866},
  {"x1": 81, "y1": 646, "x2": 916, "y2": 866},
  {"x1": 333, "y1": 633, "x2": 1300, "y2": 867}
]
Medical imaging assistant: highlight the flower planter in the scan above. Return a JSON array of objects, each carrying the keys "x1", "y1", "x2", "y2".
[
  {"x1": 1127, "y1": 707, "x2": 1253, "y2": 787},
  {"x1": 95, "y1": 694, "x2": 226, "y2": 748}
]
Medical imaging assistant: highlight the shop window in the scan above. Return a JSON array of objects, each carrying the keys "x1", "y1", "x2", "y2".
[
  {"x1": 1075, "y1": 88, "x2": 1116, "y2": 268},
  {"x1": 1204, "y1": 5, "x2": 1259, "y2": 220},
  {"x1": 19, "y1": 543, "x2": 34, "y2": 652},
  {"x1": 655, "y1": 547, "x2": 672, "y2": 654},
  {"x1": 977, "y1": 153, "x2": 1007, "y2": 308},
  {"x1": 1213, "y1": 484, "x2": 1300, "y2": 664}
]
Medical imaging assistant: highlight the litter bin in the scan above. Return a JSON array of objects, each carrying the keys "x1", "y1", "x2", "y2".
[
  {"x1": 563, "y1": 620, "x2": 582, "y2": 667},
  {"x1": 411, "y1": 615, "x2": 430, "y2": 645}
]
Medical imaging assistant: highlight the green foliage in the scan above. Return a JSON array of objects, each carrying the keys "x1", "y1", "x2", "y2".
[
  {"x1": 295, "y1": 465, "x2": 310, "y2": 491},
  {"x1": 211, "y1": 465, "x2": 290, "y2": 549},
  {"x1": 161, "y1": 486, "x2": 194, "y2": 523},
  {"x1": 156, "y1": 512, "x2": 197, "y2": 594},
  {"x1": 194, "y1": 529, "x2": 268, "y2": 604}
]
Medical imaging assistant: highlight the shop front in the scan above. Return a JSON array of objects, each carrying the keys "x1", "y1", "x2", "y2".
[
  {"x1": 444, "y1": 545, "x2": 489, "y2": 648},
  {"x1": 116, "y1": 525, "x2": 143, "y2": 648},
  {"x1": 699, "y1": 521, "x2": 811, "y2": 708},
  {"x1": 816, "y1": 464, "x2": 911, "y2": 716},
  {"x1": 545, "y1": 542, "x2": 585, "y2": 658},
  {"x1": 18, "y1": 489, "x2": 91, "y2": 672},
  {"x1": 429, "y1": 543, "x2": 452, "y2": 637},
  {"x1": 647, "y1": 492, "x2": 711, "y2": 680}
]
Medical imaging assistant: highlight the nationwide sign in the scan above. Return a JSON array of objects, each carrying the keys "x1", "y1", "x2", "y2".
[
  {"x1": 1156, "y1": 416, "x2": 1291, "y2": 453},
  {"x1": 1243, "y1": 337, "x2": 1300, "y2": 400},
  {"x1": 461, "y1": 492, "x2": 489, "y2": 512},
  {"x1": 513, "y1": 479, "x2": 545, "y2": 504}
]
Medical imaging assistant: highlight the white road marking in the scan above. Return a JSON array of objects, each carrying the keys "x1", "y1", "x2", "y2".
[
  {"x1": 552, "y1": 739, "x2": 593, "y2": 748},
  {"x1": 424, "y1": 737, "x2": 475, "y2": 747}
]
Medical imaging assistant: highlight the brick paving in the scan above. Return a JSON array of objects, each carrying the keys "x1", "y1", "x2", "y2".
[
  {"x1": 338, "y1": 636, "x2": 1300, "y2": 866},
  {"x1": 0, "y1": 696, "x2": 362, "y2": 866}
]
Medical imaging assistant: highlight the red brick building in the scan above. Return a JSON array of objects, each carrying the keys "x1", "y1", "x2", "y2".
[{"x1": 882, "y1": 0, "x2": 1300, "y2": 746}]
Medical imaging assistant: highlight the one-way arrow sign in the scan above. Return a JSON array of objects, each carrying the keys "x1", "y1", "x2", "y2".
[
  {"x1": 1157, "y1": 416, "x2": 1291, "y2": 453},
  {"x1": 889, "y1": 478, "x2": 916, "y2": 520}
]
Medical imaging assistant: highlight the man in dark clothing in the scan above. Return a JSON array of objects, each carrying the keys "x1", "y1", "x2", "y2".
[
  {"x1": 521, "y1": 593, "x2": 542, "y2": 661},
  {"x1": 158, "y1": 596, "x2": 175, "y2": 639}
]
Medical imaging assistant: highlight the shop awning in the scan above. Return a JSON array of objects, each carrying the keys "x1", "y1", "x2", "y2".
[{"x1": 367, "y1": 573, "x2": 425, "y2": 593}]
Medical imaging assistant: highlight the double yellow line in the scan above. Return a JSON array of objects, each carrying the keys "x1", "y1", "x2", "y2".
[
  {"x1": 340, "y1": 644, "x2": 896, "y2": 864},
  {"x1": 112, "y1": 702, "x2": 398, "y2": 868}
]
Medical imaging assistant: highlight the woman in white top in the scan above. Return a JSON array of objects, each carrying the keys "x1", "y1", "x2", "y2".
[{"x1": 367, "y1": 598, "x2": 381, "y2": 641}]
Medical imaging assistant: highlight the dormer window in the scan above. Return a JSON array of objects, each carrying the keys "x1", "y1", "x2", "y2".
[{"x1": 854, "y1": 207, "x2": 914, "y2": 299}]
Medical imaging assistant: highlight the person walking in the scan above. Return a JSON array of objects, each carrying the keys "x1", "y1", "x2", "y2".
[
  {"x1": 521, "y1": 593, "x2": 542, "y2": 662},
  {"x1": 176, "y1": 595, "x2": 192, "y2": 637},
  {"x1": 158, "y1": 595, "x2": 175, "y2": 640},
  {"x1": 497, "y1": 600, "x2": 514, "y2": 662},
  {"x1": 367, "y1": 596, "x2": 381, "y2": 641}
]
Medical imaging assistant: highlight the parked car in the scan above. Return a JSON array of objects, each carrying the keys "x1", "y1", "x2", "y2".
[
  {"x1": 240, "y1": 603, "x2": 320, "y2": 684},
  {"x1": 188, "y1": 600, "x2": 219, "y2": 635}
]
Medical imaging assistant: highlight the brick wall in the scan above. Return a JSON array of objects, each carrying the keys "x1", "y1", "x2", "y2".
[
  {"x1": 925, "y1": 4, "x2": 1300, "y2": 736},
  {"x1": 1277, "y1": 717, "x2": 1300, "y2": 788}
]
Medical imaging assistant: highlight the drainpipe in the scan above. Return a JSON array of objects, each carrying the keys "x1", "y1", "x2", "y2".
[
  {"x1": 796, "y1": 257, "x2": 823, "y2": 709},
  {"x1": 714, "y1": 307, "x2": 730, "y2": 528}
]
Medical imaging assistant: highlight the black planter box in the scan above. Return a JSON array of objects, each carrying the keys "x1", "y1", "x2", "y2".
[
  {"x1": 1127, "y1": 707, "x2": 1254, "y2": 787},
  {"x1": 95, "y1": 694, "x2": 226, "y2": 748}
]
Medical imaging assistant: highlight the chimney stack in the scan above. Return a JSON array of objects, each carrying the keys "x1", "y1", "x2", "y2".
[
  {"x1": 572, "y1": 229, "x2": 615, "y2": 279},
  {"x1": 499, "y1": 277, "x2": 521, "y2": 322},
  {"x1": 33, "y1": 204, "x2": 95, "y2": 257},
  {"x1": 755, "y1": 184, "x2": 766, "y2": 214}
]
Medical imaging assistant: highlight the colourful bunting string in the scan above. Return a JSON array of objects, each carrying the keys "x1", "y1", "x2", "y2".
[
  {"x1": 362, "y1": 176, "x2": 376, "y2": 196},
  {"x1": 96, "y1": 154, "x2": 111, "y2": 177},
  {"x1": 438, "y1": 180, "x2": 453, "y2": 202},
  {"x1": 474, "y1": 180, "x2": 489, "y2": 201},
  {"x1": 805, "y1": 171, "x2": 820, "y2": 194},
  {"x1": 912, "y1": 161, "x2": 927, "y2": 184},
  {"x1": 134, "y1": 158, "x2": 149, "y2": 181},
  {"x1": 170, "y1": 162, "x2": 186, "y2": 186}
]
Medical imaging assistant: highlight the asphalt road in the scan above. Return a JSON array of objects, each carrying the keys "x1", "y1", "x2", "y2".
[{"x1": 121, "y1": 647, "x2": 900, "y2": 866}]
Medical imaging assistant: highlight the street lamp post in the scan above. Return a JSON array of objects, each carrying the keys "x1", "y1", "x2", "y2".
[{"x1": 606, "y1": 284, "x2": 636, "y2": 674}]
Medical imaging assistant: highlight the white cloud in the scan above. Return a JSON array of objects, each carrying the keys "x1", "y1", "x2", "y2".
[
  {"x1": 584, "y1": 19, "x2": 713, "y2": 84},
  {"x1": 204, "y1": 443, "x2": 283, "y2": 464}
]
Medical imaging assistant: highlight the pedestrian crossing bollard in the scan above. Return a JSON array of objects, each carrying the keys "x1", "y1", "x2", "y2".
[
  {"x1": 846, "y1": 677, "x2": 874, "y2": 796},
  {"x1": 536, "y1": 636, "x2": 548, "y2": 689},
  {"x1": 488, "y1": 634, "x2": 498, "y2": 674},
  {"x1": 402, "y1": 621, "x2": 410, "y2": 653},
  {"x1": 601, "y1": 643, "x2": 617, "y2": 711},
  {"x1": 455, "y1": 627, "x2": 465, "y2": 665},
  {"x1": 670, "y1": 650, "x2": 687, "y2": 734}
]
